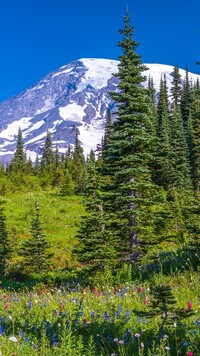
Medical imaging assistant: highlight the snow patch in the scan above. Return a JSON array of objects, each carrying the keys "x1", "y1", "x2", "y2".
[
  {"x1": 77, "y1": 58, "x2": 118, "y2": 91},
  {"x1": 0, "y1": 117, "x2": 33, "y2": 140},
  {"x1": 59, "y1": 103, "x2": 86, "y2": 122}
]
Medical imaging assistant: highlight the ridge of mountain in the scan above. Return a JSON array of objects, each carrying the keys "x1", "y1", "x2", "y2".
[{"x1": 0, "y1": 58, "x2": 199, "y2": 162}]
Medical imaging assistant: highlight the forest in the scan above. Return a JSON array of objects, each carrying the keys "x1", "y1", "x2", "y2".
[{"x1": 0, "y1": 12, "x2": 199, "y2": 356}]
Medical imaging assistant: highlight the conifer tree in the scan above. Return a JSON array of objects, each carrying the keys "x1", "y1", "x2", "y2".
[
  {"x1": 21, "y1": 202, "x2": 53, "y2": 274},
  {"x1": 75, "y1": 160, "x2": 117, "y2": 271},
  {"x1": 171, "y1": 65, "x2": 182, "y2": 108},
  {"x1": 0, "y1": 203, "x2": 11, "y2": 276},
  {"x1": 170, "y1": 107, "x2": 192, "y2": 191},
  {"x1": 101, "y1": 12, "x2": 164, "y2": 262},
  {"x1": 60, "y1": 169, "x2": 74, "y2": 196},
  {"x1": 189, "y1": 81, "x2": 200, "y2": 193},
  {"x1": 181, "y1": 67, "x2": 192, "y2": 129},
  {"x1": 41, "y1": 131, "x2": 54, "y2": 168},
  {"x1": 153, "y1": 76, "x2": 172, "y2": 188},
  {"x1": 9, "y1": 128, "x2": 26, "y2": 172},
  {"x1": 72, "y1": 129, "x2": 87, "y2": 193}
]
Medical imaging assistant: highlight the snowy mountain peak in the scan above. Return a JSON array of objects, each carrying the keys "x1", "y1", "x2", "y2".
[{"x1": 0, "y1": 58, "x2": 199, "y2": 163}]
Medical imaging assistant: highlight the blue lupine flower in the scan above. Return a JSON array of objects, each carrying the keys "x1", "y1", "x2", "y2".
[
  {"x1": 183, "y1": 341, "x2": 189, "y2": 347},
  {"x1": 0, "y1": 326, "x2": 4, "y2": 335}
]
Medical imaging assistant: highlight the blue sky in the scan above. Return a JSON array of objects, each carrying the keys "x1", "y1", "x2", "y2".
[{"x1": 0, "y1": 0, "x2": 199, "y2": 101}]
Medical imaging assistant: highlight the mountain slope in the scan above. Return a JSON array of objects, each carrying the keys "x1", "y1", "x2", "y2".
[{"x1": 0, "y1": 58, "x2": 199, "y2": 162}]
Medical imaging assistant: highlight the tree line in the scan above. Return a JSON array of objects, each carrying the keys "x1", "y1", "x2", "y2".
[{"x1": 0, "y1": 12, "x2": 199, "y2": 279}]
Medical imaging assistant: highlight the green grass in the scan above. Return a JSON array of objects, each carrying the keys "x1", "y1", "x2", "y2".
[{"x1": 1, "y1": 188, "x2": 84, "y2": 270}]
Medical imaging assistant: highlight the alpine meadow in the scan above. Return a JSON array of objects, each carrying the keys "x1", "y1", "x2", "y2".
[{"x1": 0, "y1": 11, "x2": 199, "y2": 356}]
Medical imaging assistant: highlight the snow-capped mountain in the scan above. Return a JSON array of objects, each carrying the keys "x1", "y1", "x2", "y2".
[{"x1": 0, "y1": 58, "x2": 199, "y2": 163}]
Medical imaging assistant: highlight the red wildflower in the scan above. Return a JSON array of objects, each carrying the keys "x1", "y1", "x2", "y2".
[
  {"x1": 83, "y1": 318, "x2": 87, "y2": 324},
  {"x1": 114, "y1": 288, "x2": 117, "y2": 295},
  {"x1": 3, "y1": 295, "x2": 7, "y2": 299},
  {"x1": 138, "y1": 287, "x2": 142, "y2": 293},
  {"x1": 143, "y1": 299, "x2": 147, "y2": 304},
  {"x1": 187, "y1": 352, "x2": 193, "y2": 356},
  {"x1": 5, "y1": 302, "x2": 9, "y2": 309},
  {"x1": 187, "y1": 301, "x2": 192, "y2": 310},
  {"x1": 97, "y1": 291, "x2": 101, "y2": 297},
  {"x1": 93, "y1": 287, "x2": 97, "y2": 294}
]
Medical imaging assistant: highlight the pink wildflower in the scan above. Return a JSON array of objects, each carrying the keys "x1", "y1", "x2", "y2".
[
  {"x1": 143, "y1": 299, "x2": 147, "y2": 304},
  {"x1": 5, "y1": 302, "x2": 9, "y2": 309},
  {"x1": 187, "y1": 352, "x2": 193, "y2": 356},
  {"x1": 138, "y1": 287, "x2": 142, "y2": 293},
  {"x1": 93, "y1": 287, "x2": 97, "y2": 294},
  {"x1": 187, "y1": 301, "x2": 192, "y2": 310},
  {"x1": 97, "y1": 291, "x2": 101, "y2": 297}
]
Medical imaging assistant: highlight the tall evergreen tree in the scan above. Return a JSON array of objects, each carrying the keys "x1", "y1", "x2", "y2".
[
  {"x1": 72, "y1": 129, "x2": 87, "y2": 193},
  {"x1": 189, "y1": 81, "x2": 200, "y2": 192},
  {"x1": 75, "y1": 160, "x2": 117, "y2": 271},
  {"x1": 169, "y1": 107, "x2": 192, "y2": 191},
  {"x1": 41, "y1": 131, "x2": 54, "y2": 169},
  {"x1": 21, "y1": 202, "x2": 53, "y2": 274},
  {"x1": 9, "y1": 128, "x2": 26, "y2": 172},
  {"x1": 171, "y1": 65, "x2": 182, "y2": 108},
  {"x1": 153, "y1": 76, "x2": 172, "y2": 188},
  {"x1": 101, "y1": 12, "x2": 164, "y2": 262}
]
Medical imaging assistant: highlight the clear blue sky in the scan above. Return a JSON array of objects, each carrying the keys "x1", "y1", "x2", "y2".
[{"x1": 0, "y1": 0, "x2": 199, "y2": 102}]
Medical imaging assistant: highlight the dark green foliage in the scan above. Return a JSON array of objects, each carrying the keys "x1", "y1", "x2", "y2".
[
  {"x1": 181, "y1": 67, "x2": 192, "y2": 129},
  {"x1": 101, "y1": 12, "x2": 164, "y2": 262},
  {"x1": 170, "y1": 107, "x2": 192, "y2": 191},
  {"x1": 60, "y1": 169, "x2": 74, "y2": 196},
  {"x1": 188, "y1": 82, "x2": 200, "y2": 192},
  {"x1": 153, "y1": 76, "x2": 172, "y2": 188},
  {"x1": 9, "y1": 128, "x2": 27, "y2": 172},
  {"x1": 171, "y1": 65, "x2": 182, "y2": 108},
  {"x1": 75, "y1": 160, "x2": 117, "y2": 271},
  {"x1": 0, "y1": 203, "x2": 11, "y2": 276},
  {"x1": 41, "y1": 131, "x2": 54, "y2": 169},
  {"x1": 21, "y1": 202, "x2": 53, "y2": 274},
  {"x1": 72, "y1": 129, "x2": 87, "y2": 193}
]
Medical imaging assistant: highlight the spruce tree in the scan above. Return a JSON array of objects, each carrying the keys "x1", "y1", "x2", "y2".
[
  {"x1": 9, "y1": 128, "x2": 26, "y2": 172},
  {"x1": 41, "y1": 131, "x2": 54, "y2": 169},
  {"x1": 72, "y1": 129, "x2": 87, "y2": 193},
  {"x1": 102, "y1": 12, "x2": 163, "y2": 262},
  {"x1": 171, "y1": 65, "x2": 182, "y2": 108},
  {"x1": 21, "y1": 202, "x2": 53, "y2": 274},
  {"x1": 75, "y1": 160, "x2": 117, "y2": 271},
  {"x1": 153, "y1": 76, "x2": 172, "y2": 188},
  {"x1": 189, "y1": 81, "x2": 200, "y2": 193}
]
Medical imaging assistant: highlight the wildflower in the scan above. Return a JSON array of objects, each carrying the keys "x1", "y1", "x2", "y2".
[
  {"x1": 97, "y1": 291, "x2": 101, "y2": 297},
  {"x1": 83, "y1": 318, "x2": 87, "y2": 324},
  {"x1": 183, "y1": 341, "x2": 189, "y2": 346},
  {"x1": 140, "y1": 342, "x2": 144, "y2": 348},
  {"x1": 135, "y1": 333, "x2": 141, "y2": 338},
  {"x1": 187, "y1": 352, "x2": 193, "y2": 356},
  {"x1": 143, "y1": 299, "x2": 147, "y2": 304},
  {"x1": 187, "y1": 301, "x2": 192, "y2": 310},
  {"x1": 114, "y1": 338, "x2": 119, "y2": 342},
  {"x1": 5, "y1": 302, "x2": 9, "y2": 309},
  {"x1": 138, "y1": 287, "x2": 142, "y2": 293},
  {"x1": 165, "y1": 346, "x2": 171, "y2": 351},
  {"x1": 9, "y1": 336, "x2": 18, "y2": 342},
  {"x1": 8, "y1": 315, "x2": 12, "y2": 321},
  {"x1": 118, "y1": 340, "x2": 124, "y2": 345},
  {"x1": 163, "y1": 335, "x2": 169, "y2": 339},
  {"x1": 0, "y1": 326, "x2": 4, "y2": 335}
]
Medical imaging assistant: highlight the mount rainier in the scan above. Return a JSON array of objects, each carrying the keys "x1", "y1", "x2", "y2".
[{"x1": 0, "y1": 58, "x2": 199, "y2": 163}]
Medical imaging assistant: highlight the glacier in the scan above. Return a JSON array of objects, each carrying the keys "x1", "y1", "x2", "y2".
[{"x1": 0, "y1": 58, "x2": 199, "y2": 163}]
